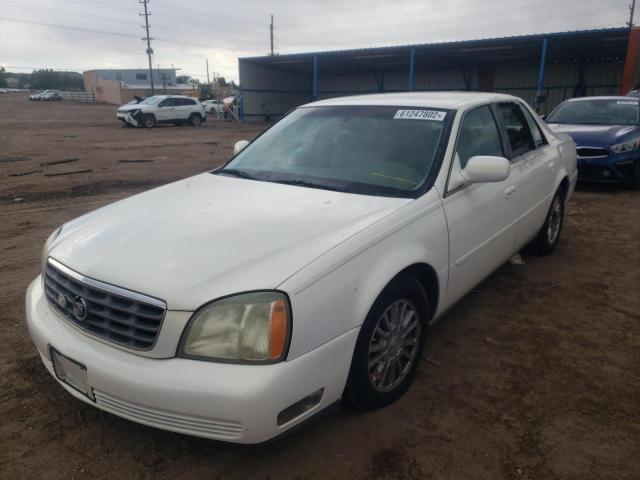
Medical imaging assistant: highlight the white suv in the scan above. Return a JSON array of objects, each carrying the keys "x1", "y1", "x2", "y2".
[{"x1": 117, "y1": 95, "x2": 206, "y2": 128}]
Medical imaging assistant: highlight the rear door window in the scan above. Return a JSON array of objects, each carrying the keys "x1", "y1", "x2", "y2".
[{"x1": 497, "y1": 103, "x2": 536, "y2": 159}]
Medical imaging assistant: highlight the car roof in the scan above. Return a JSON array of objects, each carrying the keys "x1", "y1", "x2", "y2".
[
  {"x1": 565, "y1": 95, "x2": 634, "y2": 102},
  {"x1": 304, "y1": 91, "x2": 520, "y2": 110}
]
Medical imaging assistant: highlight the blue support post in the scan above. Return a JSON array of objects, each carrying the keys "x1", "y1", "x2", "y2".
[
  {"x1": 408, "y1": 48, "x2": 415, "y2": 92},
  {"x1": 238, "y1": 58, "x2": 244, "y2": 121},
  {"x1": 535, "y1": 37, "x2": 549, "y2": 110},
  {"x1": 312, "y1": 55, "x2": 318, "y2": 98}
]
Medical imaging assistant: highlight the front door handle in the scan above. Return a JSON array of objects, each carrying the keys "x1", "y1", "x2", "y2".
[{"x1": 504, "y1": 185, "x2": 516, "y2": 198}]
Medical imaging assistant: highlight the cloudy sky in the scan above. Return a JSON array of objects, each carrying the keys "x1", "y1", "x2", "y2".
[{"x1": 0, "y1": 0, "x2": 630, "y2": 83}]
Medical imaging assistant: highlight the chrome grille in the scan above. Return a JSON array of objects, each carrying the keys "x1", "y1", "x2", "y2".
[
  {"x1": 576, "y1": 147, "x2": 608, "y2": 158},
  {"x1": 43, "y1": 259, "x2": 166, "y2": 350}
]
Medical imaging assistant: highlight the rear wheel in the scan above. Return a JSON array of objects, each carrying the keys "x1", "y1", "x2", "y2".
[
  {"x1": 189, "y1": 114, "x2": 202, "y2": 126},
  {"x1": 343, "y1": 276, "x2": 429, "y2": 410},
  {"x1": 527, "y1": 188, "x2": 565, "y2": 255},
  {"x1": 142, "y1": 114, "x2": 156, "y2": 128}
]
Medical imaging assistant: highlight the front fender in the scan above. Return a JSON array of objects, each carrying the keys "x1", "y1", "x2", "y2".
[{"x1": 280, "y1": 189, "x2": 448, "y2": 360}]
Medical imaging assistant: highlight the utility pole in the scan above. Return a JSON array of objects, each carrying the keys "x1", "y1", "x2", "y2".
[
  {"x1": 270, "y1": 14, "x2": 274, "y2": 56},
  {"x1": 629, "y1": 0, "x2": 637, "y2": 27},
  {"x1": 206, "y1": 58, "x2": 210, "y2": 85},
  {"x1": 139, "y1": 0, "x2": 155, "y2": 94}
]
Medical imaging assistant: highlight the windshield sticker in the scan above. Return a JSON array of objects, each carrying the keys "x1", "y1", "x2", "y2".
[
  {"x1": 617, "y1": 100, "x2": 638, "y2": 105},
  {"x1": 393, "y1": 109, "x2": 446, "y2": 121}
]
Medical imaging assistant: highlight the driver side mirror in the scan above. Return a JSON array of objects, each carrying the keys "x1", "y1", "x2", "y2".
[
  {"x1": 461, "y1": 156, "x2": 510, "y2": 184},
  {"x1": 234, "y1": 140, "x2": 250, "y2": 155}
]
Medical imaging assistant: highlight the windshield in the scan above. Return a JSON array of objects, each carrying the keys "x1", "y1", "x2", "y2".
[
  {"x1": 218, "y1": 105, "x2": 450, "y2": 196},
  {"x1": 547, "y1": 99, "x2": 639, "y2": 125},
  {"x1": 139, "y1": 96, "x2": 163, "y2": 105}
]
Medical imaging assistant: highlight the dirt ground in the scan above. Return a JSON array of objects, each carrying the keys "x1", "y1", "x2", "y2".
[{"x1": 1, "y1": 94, "x2": 638, "y2": 480}]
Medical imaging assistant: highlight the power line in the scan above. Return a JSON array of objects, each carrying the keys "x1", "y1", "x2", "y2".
[{"x1": 276, "y1": 7, "x2": 626, "y2": 47}]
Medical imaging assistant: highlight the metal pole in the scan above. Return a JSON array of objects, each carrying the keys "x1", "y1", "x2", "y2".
[
  {"x1": 408, "y1": 48, "x2": 415, "y2": 92},
  {"x1": 238, "y1": 58, "x2": 244, "y2": 121},
  {"x1": 206, "y1": 58, "x2": 210, "y2": 85},
  {"x1": 535, "y1": 37, "x2": 549, "y2": 110},
  {"x1": 629, "y1": 0, "x2": 636, "y2": 27},
  {"x1": 270, "y1": 15, "x2": 274, "y2": 56},
  {"x1": 312, "y1": 56, "x2": 318, "y2": 98},
  {"x1": 140, "y1": 0, "x2": 155, "y2": 95}
]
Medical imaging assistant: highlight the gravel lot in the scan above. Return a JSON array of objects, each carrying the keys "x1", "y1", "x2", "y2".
[{"x1": 1, "y1": 94, "x2": 638, "y2": 480}]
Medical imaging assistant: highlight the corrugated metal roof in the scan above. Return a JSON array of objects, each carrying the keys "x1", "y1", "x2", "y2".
[{"x1": 240, "y1": 27, "x2": 629, "y2": 61}]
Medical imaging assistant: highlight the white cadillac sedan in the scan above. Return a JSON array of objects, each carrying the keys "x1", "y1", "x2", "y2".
[{"x1": 26, "y1": 92, "x2": 577, "y2": 444}]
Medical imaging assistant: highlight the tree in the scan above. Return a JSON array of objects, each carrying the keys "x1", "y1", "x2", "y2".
[
  {"x1": 0, "y1": 67, "x2": 7, "y2": 88},
  {"x1": 215, "y1": 76, "x2": 228, "y2": 88},
  {"x1": 176, "y1": 75, "x2": 191, "y2": 84},
  {"x1": 29, "y1": 69, "x2": 83, "y2": 90}
]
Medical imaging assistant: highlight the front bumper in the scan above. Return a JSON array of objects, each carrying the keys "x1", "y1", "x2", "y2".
[
  {"x1": 26, "y1": 277, "x2": 357, "y2": 443},
  {"x1": 577, "y1": 153, "x2": 639, "y2": 184},
  {"x1": 116, "y1": 112, "x2": 139, "y2": 126}
]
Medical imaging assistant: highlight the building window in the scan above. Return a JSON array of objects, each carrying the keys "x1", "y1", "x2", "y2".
[{"x1": 136, "y1": 73, "x2": 147, "y2": 80}]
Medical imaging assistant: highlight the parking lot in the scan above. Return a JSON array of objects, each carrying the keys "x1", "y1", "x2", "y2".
[{"x1": 1, "y1": 94, "x2": 638, "y2": 479}]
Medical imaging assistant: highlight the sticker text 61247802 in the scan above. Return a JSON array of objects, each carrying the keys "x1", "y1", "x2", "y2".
[{"x1": 393, "y1": 109, "x2": 446, "y2": 121}]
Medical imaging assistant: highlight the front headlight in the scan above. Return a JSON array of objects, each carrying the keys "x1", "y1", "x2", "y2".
[
  {"x1": 611, "y1": 137, "x2": 640, "y2": 153},
  {"x1": 179, "y1": 291, "x2": 290, "y2": 363}
]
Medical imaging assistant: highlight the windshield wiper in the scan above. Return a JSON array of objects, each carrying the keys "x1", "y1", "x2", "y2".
[
  {"x1": 270, "y1": 178, "x2": 349, "y2": 193},
  {"x1": 215, "y1": 168, "x2": 258, "y2": 180}
]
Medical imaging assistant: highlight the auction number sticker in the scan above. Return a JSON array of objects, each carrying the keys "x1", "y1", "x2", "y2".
[{"x1": 394, "y1": 109, "x2": 446, "y2": 121}]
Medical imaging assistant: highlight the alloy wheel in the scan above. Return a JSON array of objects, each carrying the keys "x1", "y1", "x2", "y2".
[
  {"x1": 547, "y1": 196, "x2": 562, "y2": 245},
  {"x1": 368, "y1": 299, "x2": 421, "y2": 392}
]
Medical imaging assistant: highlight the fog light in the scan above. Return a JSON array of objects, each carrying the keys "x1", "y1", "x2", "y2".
[
  {"x1": 602, "y1": 169, "x2": 610, "y2": 177},
  {"x1": 277, "y1": 388, "x2": 324, "y2": 426}
]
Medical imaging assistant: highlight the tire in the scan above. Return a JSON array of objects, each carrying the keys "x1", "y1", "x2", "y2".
[
  {"x1": 142, "y1": 114, "x2": 156, "y2": 128},
  {"x1": 527, "y1": 188, "x2": 565, "y2": 255},
  {"x1": 343, "y1": 276, "x2": 429, "y2": 410},
  {"x1": 189, "y1": 114, "x2": 202, "y2": 127}
]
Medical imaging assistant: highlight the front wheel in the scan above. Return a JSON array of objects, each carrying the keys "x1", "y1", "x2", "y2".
[
  {"x1": 189, "y1": 114, "x2": 202, "y2": 126},
  {"x1": 527, "y1": 189, "x2": 565, "y2": 255},
  {"x1": 343, "y1": 276, "x2": 429, "y2": 410},
  {"x1": 142, "y1": 114, "x2": 156, "y2": 128}
]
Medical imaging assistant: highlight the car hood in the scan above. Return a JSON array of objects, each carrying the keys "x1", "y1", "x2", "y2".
[
  {"x1": 546, "y1": 123, "x2": 640, "y2": 147},
  {"x1": 118, "y1": 103, "x2": 143, "y2": 112},
  {"x1": 49, "y1": 173, "x2": 411, "y2": 310}
]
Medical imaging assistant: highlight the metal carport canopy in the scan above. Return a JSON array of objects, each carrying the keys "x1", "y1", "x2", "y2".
[{"x1": 240, "y1": 28, "x2": 630, "y2": 76}]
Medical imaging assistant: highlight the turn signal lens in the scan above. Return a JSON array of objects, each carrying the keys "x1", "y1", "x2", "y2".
[{"x1": 270, "y1": 299, "x2": 287, "y2": 359}]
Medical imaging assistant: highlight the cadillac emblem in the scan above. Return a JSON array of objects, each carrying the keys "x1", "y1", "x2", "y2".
[
  {"x1": 56, "y1": 293, "x2": 67, "y2": 309},
  {"x1": 72, "y1": 297, "x2": 88, "y2": 321}
]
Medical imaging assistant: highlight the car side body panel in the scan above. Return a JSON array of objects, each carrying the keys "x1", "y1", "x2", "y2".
[{"x1": 280, "y1": 188, "x2": 449, "y2": 359}]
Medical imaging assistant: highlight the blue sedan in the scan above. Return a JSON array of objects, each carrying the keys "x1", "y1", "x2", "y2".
[{"x1": 546, "y1": 96, "x2": 640, "y2": 189}]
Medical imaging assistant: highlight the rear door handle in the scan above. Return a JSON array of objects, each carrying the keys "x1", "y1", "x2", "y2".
[
  {"x1": 504, "y1": 185, "x2": 516, "y2": 198},
  {"x1": 548, "y1": 161, "x2": 555, "y2": 171}
]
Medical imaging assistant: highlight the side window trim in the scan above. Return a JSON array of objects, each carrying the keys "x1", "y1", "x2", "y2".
[
  {"x1": 444, "y1": 103, "x2": 506, "y2": 196},
  {"x1": 490, "y1": 103, "x2": 514, "y2": 160}
]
